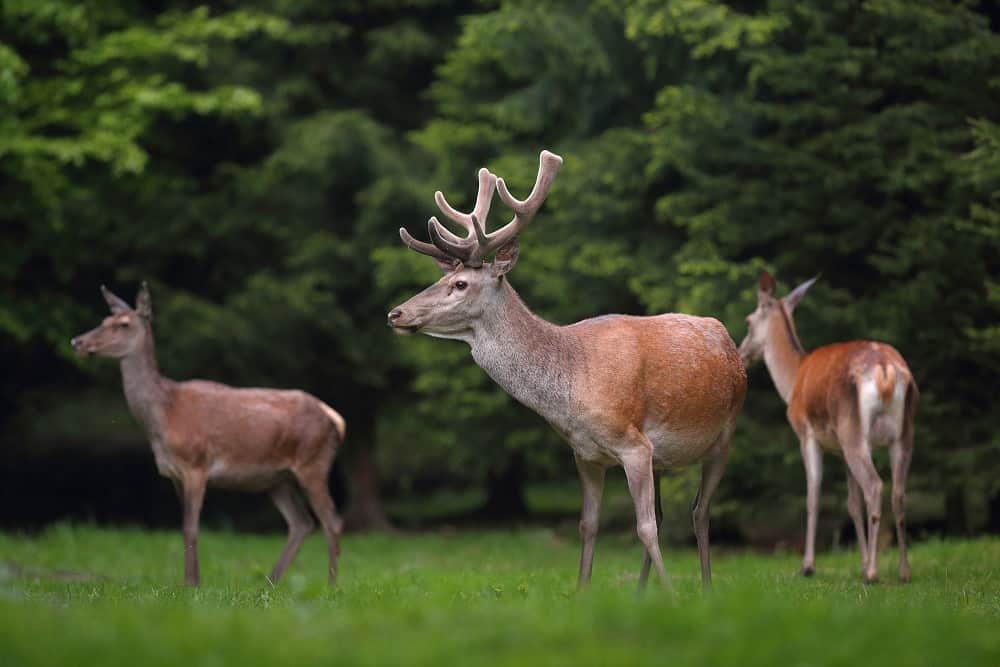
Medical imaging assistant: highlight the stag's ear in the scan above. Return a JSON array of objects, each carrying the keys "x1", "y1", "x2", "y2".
[
  {"x1": 101, "y1": 285, "x2": 132, "y2": 314},
  {"x1": 135, "y1": 281, "x2": 152, "y2": 320},
  {"x1": 490, "y1": 238, "x2": 520, "y2": 277},
  {"x1": 434, "y1": 257, "x2": 462, "y2": 274},
  {"x1": 785, "y1": 275, "x2": 819, "y2": 312}
]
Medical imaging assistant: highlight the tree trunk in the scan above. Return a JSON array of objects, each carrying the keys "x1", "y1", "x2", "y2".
[
  {"x1": 480, "y1": 454, "x2": 529, "y2": 519},
  {"x1": 988, "y1": 489, "x2": 1000, "y2": 534},
  {"x1": 944, "y1": 486, "x2": 968, "y2": 536},
  {"x1": 341, "y1": 414, "x2": 392, "y2": 532}
]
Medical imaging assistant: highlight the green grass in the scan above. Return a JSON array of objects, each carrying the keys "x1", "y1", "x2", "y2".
[{"x1": 1, "y1": 526, "x2": 998, "y2": 666}]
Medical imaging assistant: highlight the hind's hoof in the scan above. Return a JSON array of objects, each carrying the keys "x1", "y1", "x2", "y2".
[{"x1": 800, "y1": 565, "x2": 815, "y2": 577}]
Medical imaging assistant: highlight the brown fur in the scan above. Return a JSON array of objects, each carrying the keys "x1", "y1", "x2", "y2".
[
  {"x1": 739, "y1": 273, "x2": 917, "y2": 583},
  {"x1": 72, "y1": 284, "x2": 345, "y2": 586}
]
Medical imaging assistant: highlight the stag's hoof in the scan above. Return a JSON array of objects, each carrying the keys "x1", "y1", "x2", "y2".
[
  {"x1": 800, "y1": 565, "x2": 815, "y2": 577},
  {"x1": 863, "y1": 572, "x2": 879, "y2": 585},
  {"x1": 899, "y1": 570, "x2": 911, "y2": 584}
]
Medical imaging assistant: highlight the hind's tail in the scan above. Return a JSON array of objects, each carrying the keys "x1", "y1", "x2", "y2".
[
  {"x1": 874, "y1": 364, "x2": 896, "y2": 404},
  {"x1": 318, "y1": 402, "x2": 346, "y2": 442}
]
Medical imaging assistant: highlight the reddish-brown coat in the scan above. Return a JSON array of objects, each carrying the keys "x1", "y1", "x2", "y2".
[{"x1": 787, "y1": 341, "x2": 912, "y2": 447}]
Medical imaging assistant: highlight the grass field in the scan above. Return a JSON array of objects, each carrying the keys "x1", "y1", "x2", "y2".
[{"x1": 1, "y1": 526, "x2": 997, "y2": 666}]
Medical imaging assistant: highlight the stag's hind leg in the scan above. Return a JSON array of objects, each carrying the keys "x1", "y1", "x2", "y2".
[
  {"x1": 268, "y1": 479, "x2": 315, "y2": 583},
  {"x1": 638, "y1": 471, "x2": 663, "y2": 589},
  {"x1": 692, "y1": 436, "x2": 730, "y2": 588},
  {"x1": 621, "y1": 437, "x2": 669, "y2": 591}
]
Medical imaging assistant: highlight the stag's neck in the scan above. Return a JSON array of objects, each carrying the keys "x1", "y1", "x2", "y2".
[
  {"x1": 119, "y1": 332, "x2": 172, "y2": 439},
  {"x1": 470, "y1": 280, "x2": 578, "y2": 423},
  {"x1": 763, "y1": 306, "x2": 806, "y2": 404}
]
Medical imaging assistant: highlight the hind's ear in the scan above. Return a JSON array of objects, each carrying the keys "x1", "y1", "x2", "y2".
[
  {"x1": 785, "y1": 275, "x2": 819, "y2": 312},
  {"x1": 101, "y1": 285, "x2": 132, "y2": 314},
  {"x1": 757, "y1": 271, "x2": 776, "y2": 305},
  {"x1": 136, "y1": 281, "x2": 152, "y2": 320}
]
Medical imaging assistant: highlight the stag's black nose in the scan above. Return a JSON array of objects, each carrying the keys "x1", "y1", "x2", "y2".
[{"x1": 387, "y1": 309, "x2": 403, "y2": 326}]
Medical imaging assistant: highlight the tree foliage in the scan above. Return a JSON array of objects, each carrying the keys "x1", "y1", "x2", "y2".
[{"x1": 2, "y1": 0, "x2": 998, "y2": 532}]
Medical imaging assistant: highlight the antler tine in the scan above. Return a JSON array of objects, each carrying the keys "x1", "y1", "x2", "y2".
[
  {"x1": 400, "y1": 225, "x2": 458, "y2": 264},
  {"x1": 400, "y1": 152, "x2": 560, "y2": 267},
  {"x1": 433, "y1": 168, "x2": 497, "y2": 240},
  {"x1": 428, "y1": 216, "x2": 474, "y2": 263},
  {"x1": 490, "y1": 150, "x2": 563, "y2": 249}
]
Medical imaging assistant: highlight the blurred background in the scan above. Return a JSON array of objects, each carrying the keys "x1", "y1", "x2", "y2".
[{"x1": 1, "y1": 0, "x2": 997, "y2": 549}]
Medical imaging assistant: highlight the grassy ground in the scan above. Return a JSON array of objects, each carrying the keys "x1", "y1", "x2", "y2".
[{"x1": 1, "y1": 526, "x2": 997, "y2": 666}]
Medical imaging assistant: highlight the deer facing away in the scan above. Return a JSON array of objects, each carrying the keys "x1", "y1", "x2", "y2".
[
  {"x1": 738, "y1": 272, "x2": 917, "y2": 583},
  {"x1": 387, "y1": 151, "x2": 747, "y2": 589},
  {"x1": 71, "y1": 284, "x2": 345, "y2": 586}
]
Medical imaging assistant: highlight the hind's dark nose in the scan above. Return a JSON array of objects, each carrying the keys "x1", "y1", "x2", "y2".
[
  {"x1": 387, "y1": 309, "x2": 403, "y2": 326},
  {"x1": 70, "y1": 336, "x2": 80, "y2": 349}
]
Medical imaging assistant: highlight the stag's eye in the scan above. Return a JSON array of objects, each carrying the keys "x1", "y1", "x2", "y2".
[
  {"x1": 454, "y1": 280, "x2": 468, "y2": 291},
  {"x1": 116, "y1": 321, "x2": 130, "y2": 329}
]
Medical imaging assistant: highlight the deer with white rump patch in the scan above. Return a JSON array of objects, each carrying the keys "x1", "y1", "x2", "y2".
[
  {"x1": 387, "y1": 151, "x2": 746, "y2": 589},
  {"x1": 71, "y1": 283, "x2": 345, "y2": 586},
  {"x1": 738, "y1": 272, "x2": 917, "y2": 583}
]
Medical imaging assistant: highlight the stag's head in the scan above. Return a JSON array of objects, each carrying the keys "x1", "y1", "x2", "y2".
[
  {"x1": 71, "y1": 283, "x2": 153, "y2": 358},
  {"x1": 738, "y1": 271, "x2": 817, "y2": 366},
  {"x1": 387, "y1": 150, "x2": 562, "y2": 340}
]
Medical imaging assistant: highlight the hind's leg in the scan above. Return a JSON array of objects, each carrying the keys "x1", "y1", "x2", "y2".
[
  {"x1": 269, "y1": 480, "x2": 315, "y2": 583},
  {"x1": 846, "y1": 473, "x2": 869, "y2": 576},
  {"x1": 799, "y1": 434, "x2": 823, "y2": 577},
  {"x1": 890, "y1": 438, "x2": 913, "y2": 582}
]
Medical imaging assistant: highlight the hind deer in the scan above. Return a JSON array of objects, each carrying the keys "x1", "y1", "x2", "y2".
[
  {"x1": 387, "y1": 151, "x2": 746, "y2": 590},
  {"x1": 738, "y1": 272, "x2": 917, "y2": 583},
  {"x1": 71, "y1": 283, "x2": 345, "y2": 586}
]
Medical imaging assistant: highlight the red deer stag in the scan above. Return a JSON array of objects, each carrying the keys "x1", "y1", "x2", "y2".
[
  {"x1": 738, "y1": 272, "x2": 917, "y2": 583},
  {"x1": 387, "y1": 151, "x2": 746, "y2": 589},
  {"x1": 71, "y1": 283, "x2": 345, "y2": 586}
]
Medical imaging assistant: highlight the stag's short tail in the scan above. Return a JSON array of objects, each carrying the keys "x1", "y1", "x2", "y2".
[
  {"x1": 318, "y1": 402, "x2": 346, "y2": 442},
  {"x1": 874, "y1": 364, "x2": 896, "y2": 405}
]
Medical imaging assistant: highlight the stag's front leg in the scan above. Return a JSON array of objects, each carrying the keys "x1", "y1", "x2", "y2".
[
  {"x1": 180, "y1": 471, "x2": 207, "y2": 587},
  {"x1": 621, "y1": 442, "x2": 670, "y2": 591},
  {"x1": 574, "y1": 456, "x2": 605, "y2": 589}
]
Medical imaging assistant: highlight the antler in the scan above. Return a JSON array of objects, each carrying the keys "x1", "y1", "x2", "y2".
[{"x1": 399, "y1": 150, "x2": 563, "y2": 267}]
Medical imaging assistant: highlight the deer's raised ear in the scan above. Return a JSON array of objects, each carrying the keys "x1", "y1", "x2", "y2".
[
  {"x1": 136, "y1": 281, "x2": 152, "y2": 320},
  {"x1": 101, "y1": 285, "x2": 132, "y2": 314},
  {"x1": 490, "y1": 238, "x2": 520, "y2": 277},
  {"x1": 758, "y1": 271, "x2": 776, "y2": 296},
  {"x1": 435, "y1": 256, "x2": 462, "y2": 275},
  {"x1": 785, "y1": 275, "x2": 818, "y2": 312}
]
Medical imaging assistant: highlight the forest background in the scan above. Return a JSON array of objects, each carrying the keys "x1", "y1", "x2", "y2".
[{"x1": 2, "y1": 0, "x2": 997, "y2": 545}]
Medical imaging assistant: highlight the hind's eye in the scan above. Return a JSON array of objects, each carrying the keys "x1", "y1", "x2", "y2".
[
  {"x1": 455, "y1": 280, "x2": 468, "y2": 291},
  {"x1": 116, "y1": 321, "x2": 130, "y2": 329}
]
